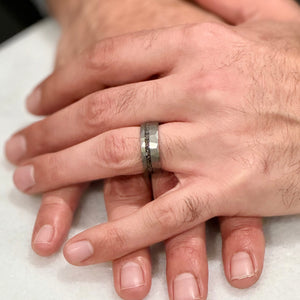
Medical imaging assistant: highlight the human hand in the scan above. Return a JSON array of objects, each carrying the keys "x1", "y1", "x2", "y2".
[
  {"x1": 6, "y1": 1, "x2": 266, "y2": 299},
  {"x1": 8, "y1": 1, "x2": 296, "y2": 298},
  {"x1": 50, "y1": 0, "x2": 219, "y2": 68},
  {"x1": 9, "y1": 0, "x2": 300, "y2": 252}
]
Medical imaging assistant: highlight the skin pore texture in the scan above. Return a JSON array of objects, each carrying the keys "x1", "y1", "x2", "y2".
[{"x1": 6, "y1": 0, "x2": 300, "y2": 299}]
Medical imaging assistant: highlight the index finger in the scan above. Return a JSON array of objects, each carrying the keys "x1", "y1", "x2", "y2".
[
  {"x1": 63, "y1": 181, "x2": 222, "y2": 265},
  {"x1": 26, "y1": 26, "x2": 184, "y2": 115}
]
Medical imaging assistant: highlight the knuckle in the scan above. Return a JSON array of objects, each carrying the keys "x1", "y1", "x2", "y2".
[
  {"x1": 99, "y1": 132, "x2": 132, "y2": 169},
  {"x1": 182, "y1": 22, "x2": 229, "y2": 43},
  {"x1": 86, "y1": 38, "x2": 116, "y2": 71},
  {"x1": 96, "y1": 225, "x2": 127, "y2": 255},
  {"x1": 82, "y1": 93, "x2": 113, "y2": 130},
  {"x1": 167, "y1": 241, "x2": 203, "y2": 259},
  {"x1": 181, "y1": 73, "x2": 225, "y2": 113},
  {"x1": 222, "y1": 216, "x2": 263, "y2": 240},
  {"x1": 181, "y1": 22, "x2": 247, "y2": 62},
  {"x1": 136, "y1": 29, "x2": 162, "y2": 51},
  {"x1": 228, "y1": 226, "x2": 263, "y2": 248},
  {"x1": 145, "y1": 202, "x2": 180, "y2": 231},
  {"x1": 196, "y1": 22, "x2": 241, "y2": 42},
  {"x1": 231, "y1": 226, "x2": 258, "y2": 237},
  {"x1": 104, "y1": 175, "x2": 150, "y2": 202},
  {"x1": 41, "y1": 196, "x2": 74, "y2": 214},
  {"x1": 82, "y1": 83, "x2": 150, "y2": 130}
]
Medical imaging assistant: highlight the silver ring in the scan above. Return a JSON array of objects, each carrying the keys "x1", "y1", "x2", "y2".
[{"x1": 140, "y1": 122, "x2": 161, "y2": 173}]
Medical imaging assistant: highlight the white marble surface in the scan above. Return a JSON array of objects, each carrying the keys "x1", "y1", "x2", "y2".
[{"x1": 0, "y1": 19, "x2": 300, "y2": 300}]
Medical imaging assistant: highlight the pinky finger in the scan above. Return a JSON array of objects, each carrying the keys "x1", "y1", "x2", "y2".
[
  {"x1": 32, "y1": 184, "x2": 88, "y2": 256},
  {"x1": 219, "y1": 216, "x2": 265, "y2": 289}
]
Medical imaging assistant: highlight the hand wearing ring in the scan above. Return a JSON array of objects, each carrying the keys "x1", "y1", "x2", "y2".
[
  {"x1": 5, "y1": 2, "x2": 270, "y2": 299},
  {"x1": 5, "y1": 1, "x2": 300, "y2": 297}
]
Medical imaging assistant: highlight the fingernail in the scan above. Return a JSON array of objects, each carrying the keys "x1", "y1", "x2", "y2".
[
  {"x1": 34, "y1": 225, "x2": 54, "y2": 244},
  {"x1": 65, "y1": 240, "x2": 94, "y2": 264},
  {"x1": 120, "y1": 262, "x2": 145, "y2": 290},
  {"x1": 5, "y1": 135, "x2": 26, "y2": 163},
  {"x1": 231, "y1": 251, "x2": 255, "y2": 280},
  {"x1": 13, "y1": 165, "x2": 35, "y2": 191},
  {"x1": 26, "y1": 87, "x2": 41, "y2": 112},
  {"x1": 174, "y1": 273, "x2": 201, "y2": 300}
]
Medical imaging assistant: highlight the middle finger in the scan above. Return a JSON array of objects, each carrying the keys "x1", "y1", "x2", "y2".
[{"x1": 5, "y1": 76, "x2": 194, "y2": 164}]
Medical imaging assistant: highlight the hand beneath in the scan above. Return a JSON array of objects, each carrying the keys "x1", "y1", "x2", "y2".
[
  {"x1": 5, "y1": 0, "x2": 290, "y2": 299},
  {"x1": 51, "y1": 0, "x2": 219, "y2": 68}
]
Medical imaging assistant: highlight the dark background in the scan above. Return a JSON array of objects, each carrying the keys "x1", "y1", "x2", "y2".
[
  {"x1": 0, "y1": 0, "x2": 42, "y2": 43},
  {"x1": 0, "y1": 0, "x2": 300, "y2": 44}
]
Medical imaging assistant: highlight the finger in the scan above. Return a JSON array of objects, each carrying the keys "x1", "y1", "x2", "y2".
[
  {"x1": 12, "y1": 123, "x2": 195, "y2": 194},
  {"x1": 104, "y1": 175, "x2": 152, "y2": 300},
  {"x1": 32, "y1": 184, "x2": 87, "y2": 256},
  {"x1": 194, "y1": 0, "x2": 300, "y2": 24},
  {"x1": 219, "y1": 216, "x2": 265, "y2": 289},
  {"x1": 165, "y1": 225, "x2": 208, "y2": 300},
  {"x1": 6, "y1": 77, "x2": 188, "y2": 164},
  {"x1": 152, "y1": 172, "x2": 208, "y2": 300},
  {"x1": 26, "y1": 27, "x2": 186, "y2": 115},
  {"x1": 62, "y1": 181, "x2": 220, "y2": 265}
]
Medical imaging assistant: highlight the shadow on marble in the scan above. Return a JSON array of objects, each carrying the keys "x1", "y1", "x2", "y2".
[
  {"x1": 0, "y1": 154, "x2": 14, "y2": 172},
  {"x1": 28, "y1": 247, "x2": 60, "y2": 267},
  {"x1": 206, "y1": 217, "x2": 221, "y2": 261},
  {"x1": 57, "y1": 261, "x2": 113, "y2": 284},
  {"x1": 263, "y1": 215, "x2": 300, "y2": 248},
  {"x1": 150, "y1": 242, "x2": 166, "y2": 276},
  {"x1": 71, "y1": 182, "x2": 107, "y2": 230},
  {"x1": 8, "y1": 188, "x2": 40, "y2": 216}
]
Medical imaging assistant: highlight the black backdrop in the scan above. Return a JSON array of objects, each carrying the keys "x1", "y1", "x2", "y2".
[{"x1": 0, "y1": 0, "x2": 42, "y2": 43}]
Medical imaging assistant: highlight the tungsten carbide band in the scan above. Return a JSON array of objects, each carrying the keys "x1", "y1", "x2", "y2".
[{"x1": 140, "y1": 122, "x2": 161, "y2": 173}]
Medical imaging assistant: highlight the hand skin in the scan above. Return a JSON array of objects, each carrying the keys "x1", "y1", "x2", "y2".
[
  {"x1": 48, "y1": 0, "x2": 219, "y2": 68},
  {"x1": 4, "y1": 0, "x2": 273, "y2": 299}
]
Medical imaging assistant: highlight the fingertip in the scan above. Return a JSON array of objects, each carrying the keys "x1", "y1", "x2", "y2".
[
  {"x1": 62, "y1": 241, "x2": 74, "y2": 264},
  {"x1": 220, "y1": 217, "x2": 265, "y2": 289},
  {"x1": 63, "y1": 239, "x2": 94, "y2": 266},
  {"x1": 112, "y1": 250, "x2": 151, "y2": 300},
  {"x1": 32, "y1": 241, "x2": 57, "y2": 257},
  {"x1": 26, "y1": 86, "x2": 42, "y2": 115},
  {"x1": 32, "y1": 187, "x2": 84, "y2": 258},
  {"x1": 165, "y1": 225, "x2": 208, "y2": 300},
  {"x1": 228, "y1": 251, "x2": 261, "y2": 289},
  {"x1": 13, "y1": 164, "x2": 35, "y2": 193},
  {"x1": 5, "y1": 134, "x2": 26, "y2": 164},
  {"x1": 31, "y1": 224, "x2": 57, "y2": 257}
]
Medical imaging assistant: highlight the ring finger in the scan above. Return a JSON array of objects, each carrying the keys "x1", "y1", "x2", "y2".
[{"x1": 12, "y1": 123, "x2": 195, "y2": 194}]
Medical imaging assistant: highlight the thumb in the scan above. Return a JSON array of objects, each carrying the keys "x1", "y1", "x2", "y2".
[{"x1": 194, "y1": 0, "x2": 300, "y2": 24}]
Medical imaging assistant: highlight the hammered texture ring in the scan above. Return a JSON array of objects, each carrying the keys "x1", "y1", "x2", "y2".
[{"x1": 140, "y1": 122, "x2": 161, "y2": 173}]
